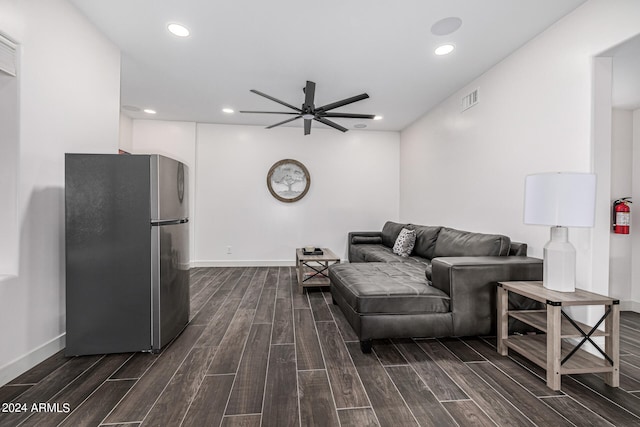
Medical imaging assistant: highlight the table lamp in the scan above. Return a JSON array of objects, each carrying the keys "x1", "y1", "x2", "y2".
[{"x1": 524, "y1": 172, "x2": 596, "y2": 292}]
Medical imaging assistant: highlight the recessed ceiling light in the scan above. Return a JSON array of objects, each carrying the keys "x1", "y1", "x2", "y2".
[
  {"x1": 435, "y1": 44, "x2": 455, "y2": 56},
  {"x1": 143, "y1": 109, "x2": 157, "y2": 114},
  {"x1": 167, "y1": 23, "x2": 190, "y2": 37},
  {"x1": 222, "y1": 108, "x2": 234, "y2": 114},
  {"x1": 373, "y1": 115, "x2": 383, "y2": 120},
  {"x1": 354, "y1": 124, "x2": 367, "y2": 129}
]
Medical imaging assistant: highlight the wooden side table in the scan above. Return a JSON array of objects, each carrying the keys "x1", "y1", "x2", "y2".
[
  {"x1": 497, "y1": 281, "x2": 619, "y2": 391},
  {"x1": 295, "y1": 248, "x2": 340, "y2": 294}
]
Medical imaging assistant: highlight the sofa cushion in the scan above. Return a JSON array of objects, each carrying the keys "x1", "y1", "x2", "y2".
[
  {"x1": 433, "y1": 228, "x2": 511, "y2": 257},
  {"x1": 392, "y1": 228, "x2": 416, "y2": 257},
  {"x1": 329, "y1": 263, "x2": 450, "y2": 315},
  {"x1": 412, "y1": 225, "x2": 442, "y2": 260},
  {"x1": 381, "y1": 221, "x2": 409, "y2": 248},
  {"x1": 351, "y1": 235, "x2": 383, "y2": 245}
]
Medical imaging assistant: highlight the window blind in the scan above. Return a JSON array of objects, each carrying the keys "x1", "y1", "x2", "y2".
[{"x1": 0, "y1": 35, "x2": 17, "y2": 77}]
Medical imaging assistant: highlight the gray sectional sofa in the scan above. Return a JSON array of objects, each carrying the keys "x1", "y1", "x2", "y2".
[{"x1": 329, "y1": 221, "x2": 543, "y2": 352}]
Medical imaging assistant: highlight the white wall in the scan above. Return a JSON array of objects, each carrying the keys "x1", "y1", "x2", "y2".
[
  {"x1": 119, "y1": 112, "x2": 133, "y2": 153},
  {"x1": 131, "y1": 121, "x2": 400, "y2": 265},
  {"x1": 0, "y1": 0, "x2": 120, "y2": 385},
  {"x1": 610, "y1": 109, "x2": 634, "y2": 307},
  {"x1": 400, "y1": 0, "x2": 640, "y2": 303},
  {"x1": 130, "y1": 120, "x2": 197, "y2": 262},
  {"x1": 194, "y1": 124, "x2": 400, "y2": 265},
  {"x1": 633, "y1": 110, "x2": 640, "y2": 308}
]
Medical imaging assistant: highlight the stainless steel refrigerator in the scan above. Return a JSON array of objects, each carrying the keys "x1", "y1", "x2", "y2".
[{"x1": 65, "y1": 153, "x2": 190, "y2": 356}]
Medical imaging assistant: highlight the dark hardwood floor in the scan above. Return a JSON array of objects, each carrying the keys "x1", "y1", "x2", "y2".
[{"x1": 2, "y1": 266, "x2": 640, "y2": 426}]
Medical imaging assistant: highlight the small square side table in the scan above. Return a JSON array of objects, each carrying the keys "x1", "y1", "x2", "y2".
[{"x1": 295, "y1": 248, "x2": 340, "y2": 294}]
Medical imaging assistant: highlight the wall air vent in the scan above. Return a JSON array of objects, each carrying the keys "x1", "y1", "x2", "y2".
[{"x1": 461, "y1": 88, "x2": 478, "y2": 112}]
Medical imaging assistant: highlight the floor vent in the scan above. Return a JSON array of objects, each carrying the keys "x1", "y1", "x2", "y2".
[{"x1": 461, "y1": 88, "x2": 478, "y2": 112}]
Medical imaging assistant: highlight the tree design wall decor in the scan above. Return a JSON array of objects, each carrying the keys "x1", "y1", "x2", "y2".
[{"x1": 266, "y1": 159, "x2": 310, "y2": 203}]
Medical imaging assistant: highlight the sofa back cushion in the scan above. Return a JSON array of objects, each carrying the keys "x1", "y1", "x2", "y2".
[
  {"x1": 381, "y1": 221, "x2": 409, "y2": 248},
  {"x1": 412, "y1": 225, "x2": 442, "y2": 260},
  {"x1": 433, "y1": 227, "x2": 511, "y2": 257}
]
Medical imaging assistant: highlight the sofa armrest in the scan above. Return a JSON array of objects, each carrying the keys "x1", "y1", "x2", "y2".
[
  {"x1": 348, "y1": 231, "x2": 382, "y2": 262},
  {"x1": 431, "y1": 256, "x2": 543, "y2": 336}
]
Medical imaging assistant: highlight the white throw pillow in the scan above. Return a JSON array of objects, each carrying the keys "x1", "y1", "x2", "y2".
[{"x1": 393, "y1": 228, "x2": 416, "y2": 257}]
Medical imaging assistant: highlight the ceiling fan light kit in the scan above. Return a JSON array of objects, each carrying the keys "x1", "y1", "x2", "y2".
[{"x1": 240, "y1": 80, "x2": 376, "y2": 135}]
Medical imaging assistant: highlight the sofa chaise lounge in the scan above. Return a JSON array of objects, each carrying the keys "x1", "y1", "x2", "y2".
[{"x1": 329, "y1": 221, "x2": 543, "y2": 352}]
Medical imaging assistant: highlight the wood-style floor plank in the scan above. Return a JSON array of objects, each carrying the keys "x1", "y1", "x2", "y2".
[
  {"x1": 416, "y1": 340, "x2": 535, "y2": 427},
  {"x1": 208, "y1": 309, "x2": 256, "y2": 375},
  {"x1": 337, "y1": 408, "x2": 380, "y2": 426},
  {"x1": 238, "y1": 267, "x2": 268, "y2": 310},
  {"x1": 467, "y1": 361, "x2": 574, "y2": 427},
  {"x1": 181, "y1": 374, "x2": 234, "y2": 427},
  {"x1": 294, "y1": 309, "x2": 324, "y2": 371},
  {"x1": 298, "y1": 370, "x2": 340, "y2": 427},
  {"x1": 385, "y1": 365, "x2": 458, "y2": 427},
  {"x1": 372, "y1": 340, "x2": 407, "y2": 366},
  {"x1": 103, "y1": 325, "x2": 204, "y2": 424},
  {"x1": 569, "y1": 373, "x2": 640, "y2": 419},
  {"x1": 308, "y1": 289, "x2": 333, "y2": 322},
  {"x1": 21, "y1": 353, "x2": 130, "y2": 427},
  {"x1": 440, "y1": 400, "x2": 499, "y2": 427},
  {"x1": 7, "y1": 350, "x2": 69, "y2": 385},
  {"x1": 110, "y1": 352, "x2": 158, "y2": 380},
  {"x1": 262, "y1": 344, "x2": 298, "y2": 427},
  {"x1": 0, "y1": 355, "x2": 103, "y2": 427},
  {"x1": 141, "y1": 346, "x2": 216, "y2": 426},
  {"x1": 264, "y1": 266, "x2": 280, "y2": 289},
  {"x1": 462, "y1": 337, "x2": 563, "y2": 397},
  {"x1": 438, "y1": 337, "x2": 486, "y2": 362},
  {"x1": 393, "y1": 339, "x2": 468, "y2": 401},
  {"x1": 328, "y1": 304, "x2": 358, "y2": 342},
  {"x1": 221, "y1": 414, "x2": 262, "y2": 427},
  {"x1": 58, "y1": 379, "x2": 135, "y2": 427},
  {"x1": 195, "y1": 297, "x2": 242, "y2": 348},
  {"x1": 272, "y1": 295, "x2": 294, "y2": 345},
  {"x1": 346, "y1": 342, "x2": 417, "y2": 427},
  {"x1": 225, "y1": 323, "x2": 272, "y2": 415},
  {"x1": 0, "y1": 384, "x2": 30, "y2": 403},
  {"x1": 539, "y1": 396, "x2": 615, "y2": 427},
  {"x1": 315, "y1": 322, "x2": 369, "y2": 409},
  {"x1": 253, "y1": 288, "x2": 276, "y2": 324}
]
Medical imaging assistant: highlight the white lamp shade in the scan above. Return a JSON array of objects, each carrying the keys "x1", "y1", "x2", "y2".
[{"x1": 524, "y1": 172, "x2": 596, "y2": 227}]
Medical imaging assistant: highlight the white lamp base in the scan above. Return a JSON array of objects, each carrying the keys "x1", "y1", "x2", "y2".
[{"x1": 543, "y1": 226, "x2": 576, "y2": 292}]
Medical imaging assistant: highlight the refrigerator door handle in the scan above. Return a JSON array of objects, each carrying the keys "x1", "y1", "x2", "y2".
[{"x1": 150, "y1": 218, "x2": 189, "y2": 226}]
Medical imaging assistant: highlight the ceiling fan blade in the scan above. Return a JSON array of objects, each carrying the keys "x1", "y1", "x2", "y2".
[
  {"x1": 321, "y1": 112, "x2": 376, "y2": 119},
  {"x1": 318, "y1": 93, "x2": 369, "y2": 112},
  {"x1": 303, "y1": 81, "x2": 316, "y2": 109},
  {"x1": 250, "y1": 89, "x2": 302, "y2": 112},
  {"x1": 304, "y1": 119, "x2": 312, "y2": 135},
  {"x1": 314, "y1": 117, "x2": 348, "y2": 132},
  {"x1": 266, "y1": 115, "x2": 302, "y2": 129},
  {"x1": 239, "y1": 111, "x2": 300, "y2": 115}
]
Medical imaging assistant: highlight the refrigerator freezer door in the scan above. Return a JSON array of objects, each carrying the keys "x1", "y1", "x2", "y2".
[
  {"x1": 151, "y1": 216, "x2": 190, "y2": 350},
  {"x1": 150, "y1": 155, "x2": 188, "y2": 221}
]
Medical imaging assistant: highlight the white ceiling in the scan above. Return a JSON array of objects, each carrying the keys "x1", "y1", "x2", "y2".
[{"x1": 69, "y1": 0, "x2": 587, "y2": 132}]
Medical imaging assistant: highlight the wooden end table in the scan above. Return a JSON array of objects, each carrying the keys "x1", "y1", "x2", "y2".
[
  {"x1": 295, "y1": 248, "x2": 340, "y2": 294},
  {"x1": 497, "y1": 281, "x2": 619, "y2": 391}
]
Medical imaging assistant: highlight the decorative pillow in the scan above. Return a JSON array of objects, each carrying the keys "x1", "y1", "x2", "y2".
[{"x1": 392, "y1": 228, "x2": 416, "y2": 257}]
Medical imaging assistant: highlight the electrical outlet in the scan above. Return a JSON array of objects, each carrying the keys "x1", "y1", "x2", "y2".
[{"x1": 226, "y1": 246, "x2": 232, "y2": 254}]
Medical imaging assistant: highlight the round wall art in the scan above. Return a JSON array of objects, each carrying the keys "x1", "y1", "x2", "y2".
[{"x1": 266, "y1": 159, "x2": 310, "y2": 203}]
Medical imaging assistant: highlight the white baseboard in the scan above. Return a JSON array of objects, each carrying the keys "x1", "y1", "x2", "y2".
[
  {"x1": 191, "y1": 260, "x2": 297, "y2": 267},
  {"x1": 621, "y1": 300, "x2": 640, "y2": 313},
  {"x1": 0, "y1": 333, "x2": 65, "y2": 386}
]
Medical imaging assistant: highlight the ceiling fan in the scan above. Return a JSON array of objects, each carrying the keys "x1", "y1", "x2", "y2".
[{"x1": 240, "y1": 80, "x2": 375, "y2": 135}]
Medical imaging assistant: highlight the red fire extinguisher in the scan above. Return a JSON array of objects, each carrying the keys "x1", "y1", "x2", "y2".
[{"x1": 613, "y1": 197, "x2": 632, "y2": 234}]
